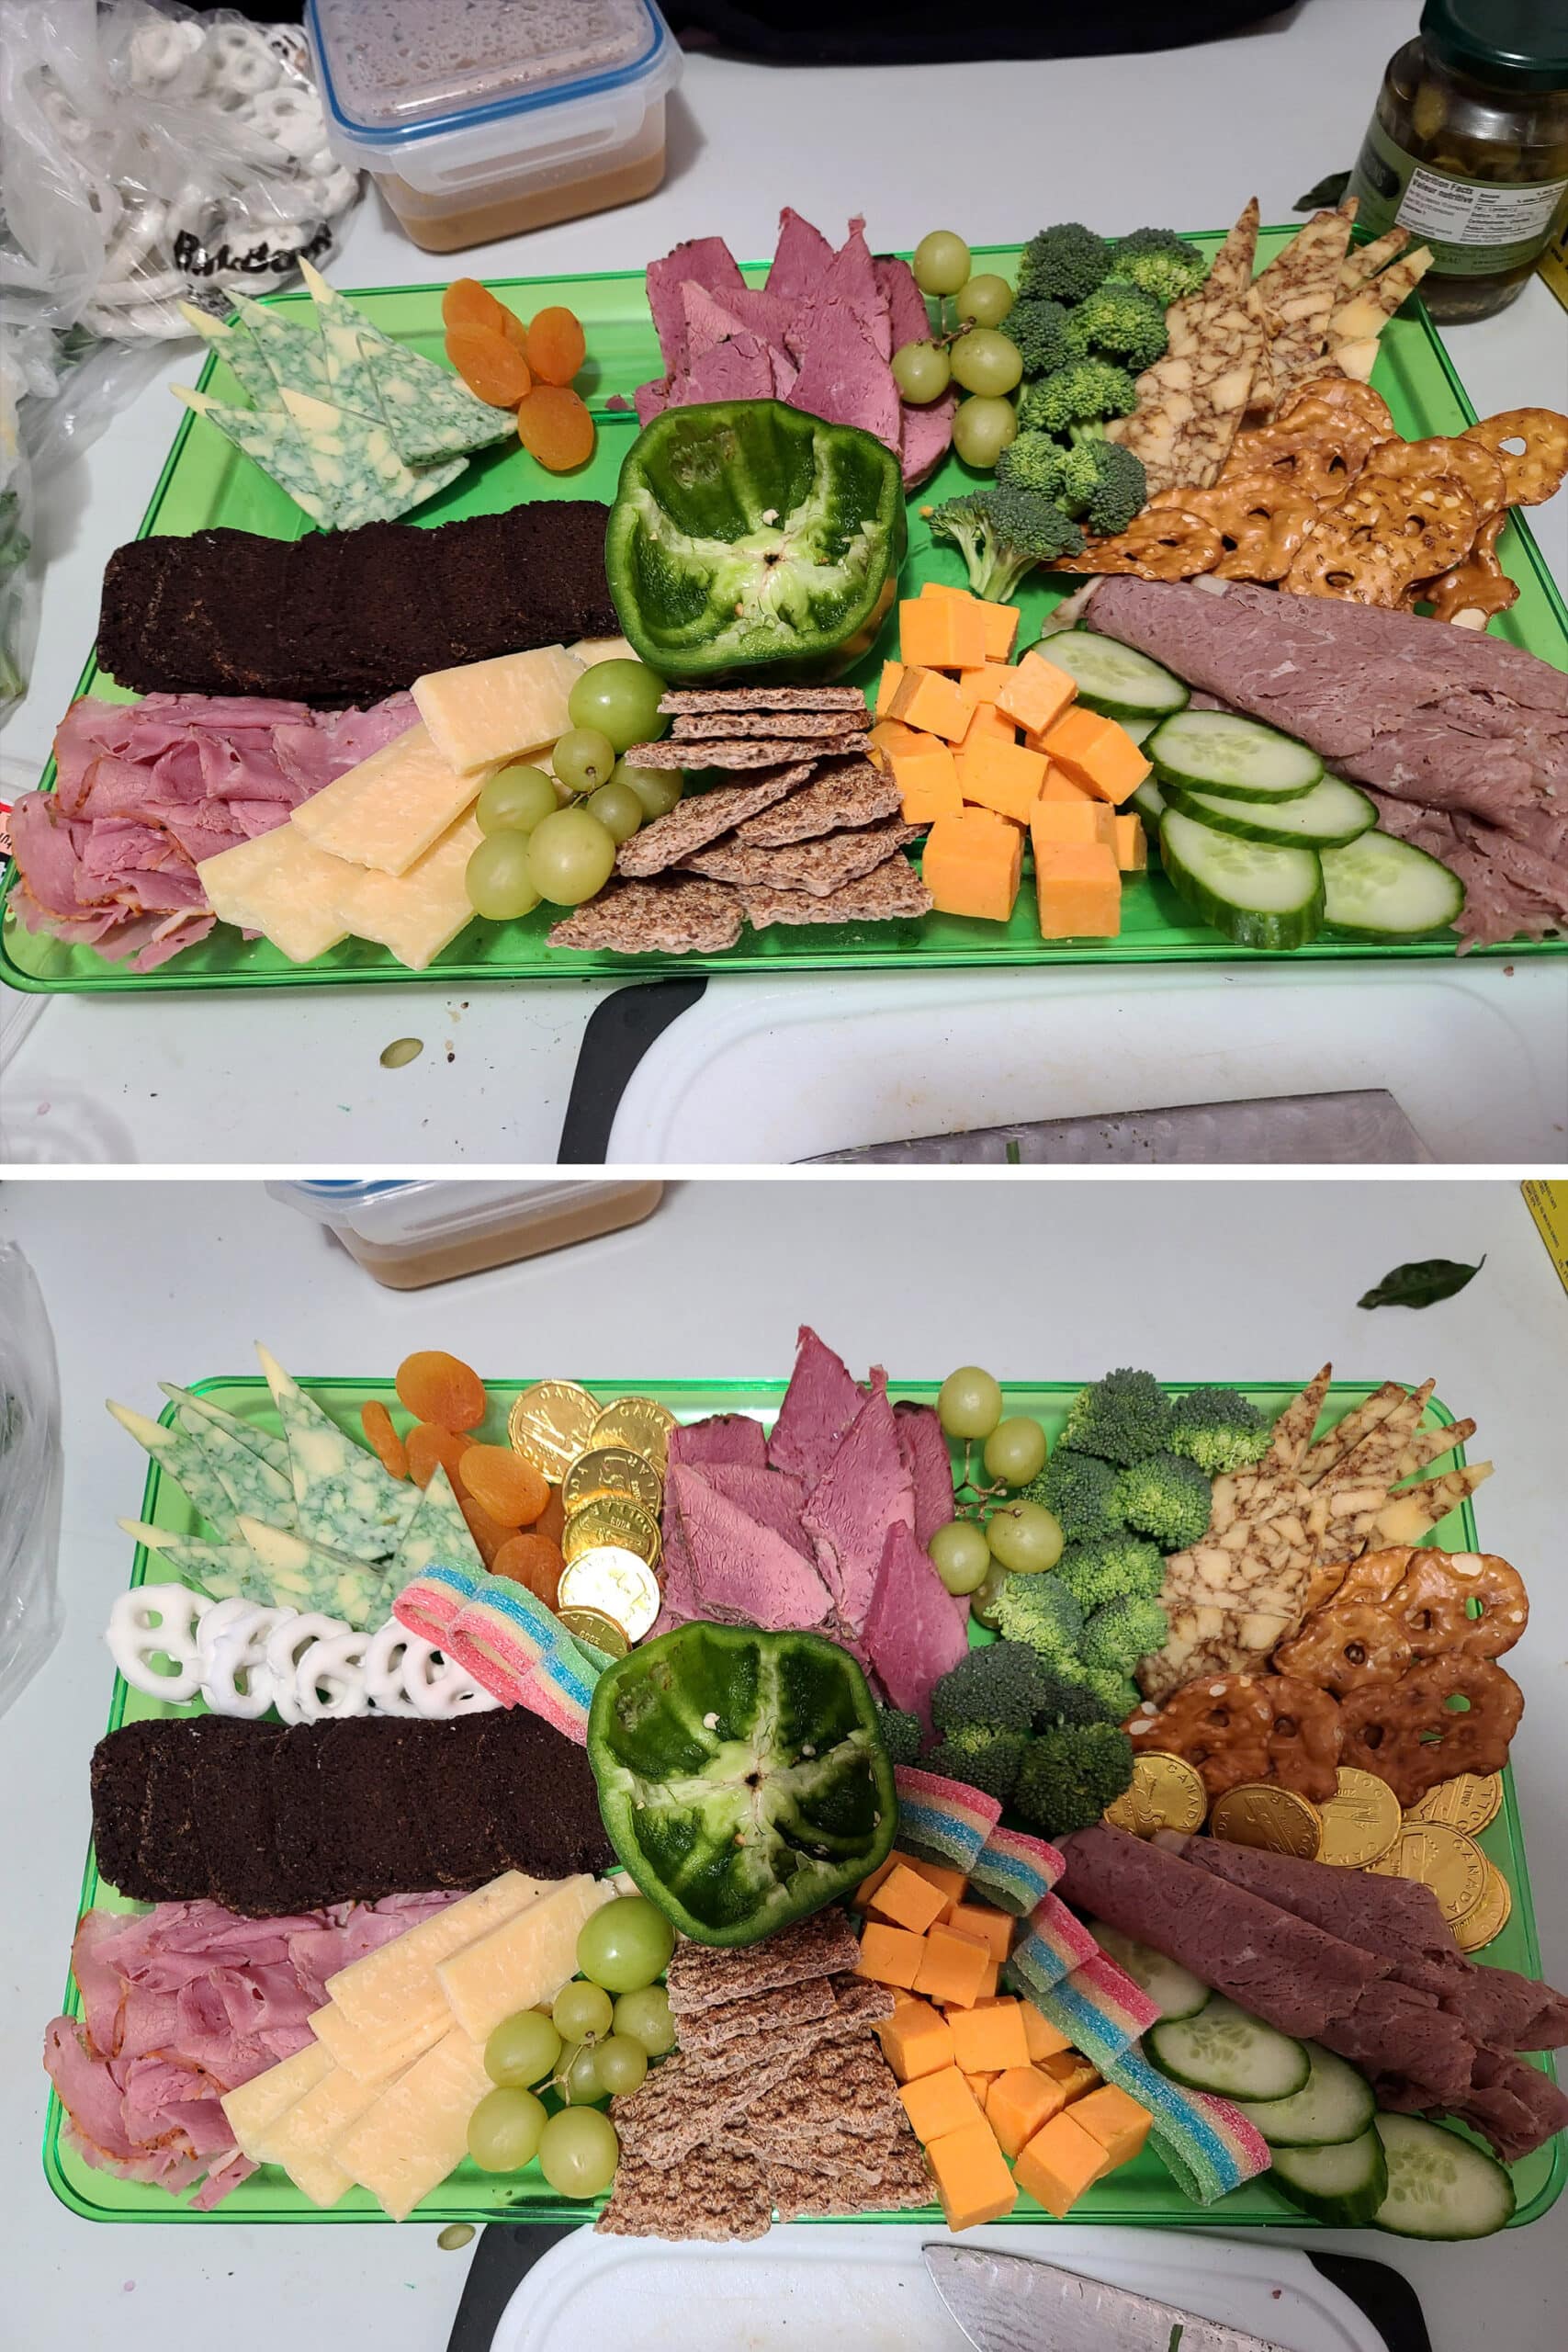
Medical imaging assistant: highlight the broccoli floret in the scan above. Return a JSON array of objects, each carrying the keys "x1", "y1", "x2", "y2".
[
  {"x1": 928, "y1": 1724, "x2": 1028, "y2": 1802},
  {"x1": 1008, "y1": 296, "x2": 1074, "y2": 380},
  {"x1": 1033, "y1": 1667, "x2": 1117, "y2": 1729},
  {"x1": 992, "y1": 1573, "x2": 1085, "y2": 1667},
  {"x1": 1014, "y1": 1723, "x2": 1135, "y2": 1837},
  {"x1": 1111, "y1": 227, "x2": 1209, "y2": 306},
  {"x1": 929, "y1": 484, "x2": 1084, "y2": 605},
  {"x1": 1010, "y1": 436, "x2": 1148, "y2": 540},
  {"x1": 874, "y1": 1703, "x2": 923, "y2": 1767},
  {"x1": 1017, "y1": 360, "x2": 1137, "y2": 441},
  {"x1": 1082, "y1": 1595, "x2": 1169, "y2": 1677},
  {"x1": 996, "y1": 430, "x2": 1067, "y2": 500},
  {"x1": 1065, "y1": 280, "x2": 1169, "y2": 371},
  {"x1": 1024, "y1": 1446, "x2": 1119, "y2": 1544},
  {"x1": 1056, "y1": 1532, "x2": 1167, "y2": 1612},
  {"x1": 1167, "y1": 1385, "x2": 1272, "y2": 1476},
  {"x1": 931, "y1": 1641, "x2": 1052, "y2": 1736},
  {"x1": 1060, "y1": 1368, "x2": 1172, "y2": 1465},
  {"x1": 1079, "y1": 1664, "x2": 1145, "y2": 1722},
  {"x1": 1017, "y1": 222, "x2": 1116, "y2": 307},
  {"x1": 1110, "y1": 1452, "x2": 1212, "y2": 1551}
]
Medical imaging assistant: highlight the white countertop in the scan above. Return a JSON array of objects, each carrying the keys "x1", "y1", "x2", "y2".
[
  {"x1": 4, "y1": 0, "x2": 1566, "y2": 1165},
  {"x1": 1, "y1": 1173, "x2": 1565, "y2": 2349}
]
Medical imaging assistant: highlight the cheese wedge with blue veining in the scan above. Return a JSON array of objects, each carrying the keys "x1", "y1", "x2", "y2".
[
  {"x1": 173, "y1": 388, "x2": 338, "y2": 529},
  {"x1": 175, "y1": 1403, "x2": 298, "y2": 1530},
  {"x1": 160, "y1": 1384, "x2": 291, "y2": 1477},
  {"x1": 235, "y1": 1515, "x2": 389, "y2": 1628},
  {"x1": 256, "y1": 1344, "x2": 421, "y2": 1564},
  {"x1": 231, "y1": 291, "x2": 336, "y2": 401},
  {"x1": 278, "y1": 390, "x2": 465, "y2": 530},
  {"x1": 297, "y1": 263, "x2": 513, "y2": 463},
  {"x1": 118, "y1": 1521, "x2": 263, "y2": 1601},
  {"x1": 383, "y1": 1464, "x2": 486, "y2": 1593},
  {"x1": 177, "y1": 304, "x2": 286, "y2": 413},
  {"x1": 107, "y1": 1401, "x2": 244, "y2": 1544}
]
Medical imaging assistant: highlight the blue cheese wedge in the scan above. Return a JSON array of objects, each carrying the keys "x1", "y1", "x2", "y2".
[
  {"x1": 159, "y1": 1384, "x2": 290, "y2": 1478},
  {"x1": 173, "y1": 388, "x2": 337, "y2": 529},
  {"x1": 382, "y1": 1465, "x2": 485, "y2": 1596},
  {"x1": 177, "y1": 305, "x2": 285, "y2": 413},
  {"x1": 231, "y1": 292, "x2": 336, "y2": 402},
  {"x1": 107, "y1": 1401, "x2": 243, "y2": 1544},
  {"x1": 279, "y1": 390, "x2": 462, "y2": 530},
  {"x1": 297, "y1": 268, "x2": 513, "y2": 463},
  {"x1": 118, "y1": 1521, "x2": 263, "y2": 1601},
  {"x1": 256, "y1": 1345, "x2": 421, "y2": 1564},
  {"x1": 234, "y1": 1516, "x2": 389, "y2": 1629},
  {"x1": 175, "y1": 1402, "x2": 298, "y2": 1531}
]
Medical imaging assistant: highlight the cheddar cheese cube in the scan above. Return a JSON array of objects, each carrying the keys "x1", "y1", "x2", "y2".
[
  {"x1": 1032, "y1": 797, "x2": 1116, "y2": 853},
  {"x1": 998, "y1": 649, "x2": 1077, "y2": 739},
  {"x1": 926, "y1": 2118, "x2": 1020, "y2": 2231},
  {"x1": 961, "y1": 699, "x2": 1021, "y2": 750},
  {"x1": 898, "y1": 2064, "x2": 984, "y2": 2143},
  {"x1": 874, "y1": 661, "x2": 905, "y2": 718},
  {"x1": 976, "y1": 602, "x2": 1020, "y2": 662},
  {"x1": 956, "y1": 660, "x2": 1017, "y2": 708},
  {"x1": 1021, "y1": 2004, "x2": 1073, "y2": 2064},
  {"x1": 875, "y1": 1996, "x2": 955, "y2": 2083},
  {"x1": 888, "y1": 666, "x2": 974, "y2": 742},
  {"x1": 1034, "y1": 841, "x2": 1122, "y2": 940},
  {"x1": 898, "y1": 595, "x2": 990, "y2": 673},
  {"x1": 901, "y1": 1855, "x2": 968, "y2": 1916},
  {"x1": 957, "y1": 737, "x2": 1048, "y2": 825},
  {"x1": 856, "y1": 1921, "x2": 927, "y2": 1991},
  {"x1": 913, "y1": 1924, "x2": 991, "y2": 2008},
  {"x1": 1040, "y1": 2048, "x2": 1100, "y2": 2101},
  {"x1": 1069, "y1": 2083, "x2": 1153, "y2": 2169},
  {"x1": 868, "y1": 718, "x2": 925, "y2": 770},
  {"x1": 1114, "y1": 811, "x2": 1149, "y2": 871},
  {"x1": 854, "y1": 1849, "x2": 913, "y2": 1909},
  {"x1": 974, "y1": 1955, "x2": 1000, "y2": 2000},
  {"x1": 922, "y1": 808, "x2": 1023, "y2": 924},
  {"x1": 948, "y1": 1996, "x2": 1032, "y2": 2075},
  {"x1": 1037, "y1": 759, "x2": 1102, "y2": 802},
  {"x1": 943, "y1": 1903, "x2": 1013, "y2": 1966},
  {"x1": 919, "y1": 579, "x2": 973, "y2": 600},
  {"x1": 1040, "y1": 707, "x2": 1151, "y2": 805},
  {"x1": 869, "y1": 1862, "x2": 951, "y2": 1936},
  {"x1": 964, "y1": 2070, "x2": 999, "y2": 2103},
  {"x1": 892, "y1": 743, "x2": 964, "y2": 825},
  {"x1": 986, "y1": 2064, "x2": 1067, "y2": 2159},
  {"x1": 1013, "y1": 2109, "x2": 1111, "y2": 2218}
]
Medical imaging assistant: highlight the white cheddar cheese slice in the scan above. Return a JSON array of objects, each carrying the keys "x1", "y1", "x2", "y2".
[
  {"x1": 220, "y1": 2039, "x2": 335, "y2": 2161},
  {"x1": 332, "y1": 808, "x2": 484, "y2": 970},
  {"x1": 291, "y1": 721, "x2": 492, "y2": 877},
  {"x1": 310, "y1": 1997, "x2": 445, "y2": 2086},
  {"x1": 197, "y1": 824, "x2": 354, "y2": 965},
  {"x1": 333, "y1": 2026, "x2": 491, "y2": 2222},
  {"x1": 258, "y1": 2062, "x2": 388, "y2": 2208},
  {"x1": 413, "y1": 645, "x2": 582, "y2": 775},
  {"x1": 326, "y1": 1871, "x2": 547, "y2": 2031},
  {"x1": 567, "y1": 634, "x2": 639, "y2": 668},
  {"x1": 436, "y1": 1873, "x2": 617, "y2": 2043}
]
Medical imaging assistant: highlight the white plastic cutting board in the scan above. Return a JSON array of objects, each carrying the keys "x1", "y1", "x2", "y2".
[{"x1": 491, "y1": 2225, "x2": 1393, "y2": 2352}]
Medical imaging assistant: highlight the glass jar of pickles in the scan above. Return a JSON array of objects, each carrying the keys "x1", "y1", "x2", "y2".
[{"x1": 1347, "y1": 0, "x2": 1568, "y2": 322}]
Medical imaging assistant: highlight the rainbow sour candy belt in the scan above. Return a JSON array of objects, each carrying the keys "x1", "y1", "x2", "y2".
[
  {"x1": 969, "y1": 1826, "x2": 1066, "y2": 1917},
  {"x1": 893, "y1": 1767, "x2": 1001, "y2": 1873},
  {"x1": 392, "y1": 1562, "x2": 479, "y2": 1645},
  {"x1": 443, "y1": 1573, "x2": 602, "y2": 1741}
]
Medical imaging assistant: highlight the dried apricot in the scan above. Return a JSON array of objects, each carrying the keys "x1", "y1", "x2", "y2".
[
  {"x1": 361, "y1": 1400, "x2": 409, "y2": 1480},
  {"x1": 461, "y1": 1490, "x2": 513, "y2": 1569},
  {"x1": 524, "y1": 306, "x2": 586, "y2": 388},
  {"x1": 534, "y1": 1485, "x2": 567, "y2": 1547},
  {"x1": 491, "y1": 1532, "x2": 565, "y2": 1610},
  {"x1": 406, "y1": 1421, "x2": 471, "y2": 1490},
  {"x1": 498, "y1": 306, "x2": 530, "y2": 353},
  {"x1": 459, "y1": 1443, "x2": 549, "y2": 1529},
  {"x1": 396, "y1": 1350, "x2": 486, "y2": 1431},
  {"x1": 442, "y1": 277, "x2": 508, "y2": 334},
  {"x1": 446, "y1": 322, "x2": 532, "y2": 408},
  {"x1": 516, "y1": 383, "x2": 594, "y2": 472}
]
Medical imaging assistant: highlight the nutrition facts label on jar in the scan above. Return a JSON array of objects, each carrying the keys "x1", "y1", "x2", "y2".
[{"x1": 1398, "y1": 164, "x2": 1568, "y2": 247}]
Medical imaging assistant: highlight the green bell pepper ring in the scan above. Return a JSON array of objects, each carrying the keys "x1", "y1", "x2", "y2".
[
  {"x1": 604, "y1": 400, "x2": 907, "y2": 682},
  {"x1": 586, "y1": 1621, "x2": 898, "y2": 1947}
]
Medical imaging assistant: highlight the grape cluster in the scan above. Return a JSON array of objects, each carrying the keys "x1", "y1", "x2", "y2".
[
  {"x1": 891, "y1": 232, "x2": 1025, "y2": 473},
  {"x1": 926, "y1": 1366, "x2": 1063, "y2": 1621}
]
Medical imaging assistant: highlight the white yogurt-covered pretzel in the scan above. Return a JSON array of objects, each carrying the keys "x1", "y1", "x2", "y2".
[
  {"x1": 265, "y1": 1611, "x2": 352, "y2": 1724},
  {"x1": 362, "y1": 1618, "x2": 427, "y2": 1716},
  {"x1": 106, "y1": 1584, "x2": 207, "y2": 1702},
  {"x1": 202, "y1": 1603, "x2": 288, "y2": 1719},
  {"x1": 295, "y1": 1628, "x2": 372, "y2": 1720},
  {"x1": 403, "y1": 1643, "x2": 502, "y2": 1719}
]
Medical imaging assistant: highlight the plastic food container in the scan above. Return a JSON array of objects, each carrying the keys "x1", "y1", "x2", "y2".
[
  {"x1": 266, "y1": 1179, "x2": 664, "y2": 1287},
  {"x1": 305, "y1": 0, "x2": 681, "y2": 254}
]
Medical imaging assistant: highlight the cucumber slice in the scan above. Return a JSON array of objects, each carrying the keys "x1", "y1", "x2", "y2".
[
  {"x1": 1122, "y1": 717, "x2": 1158, "y2": 748},
  {"x1": 1271, "y1": 2128, "x2": 1389, "y2": 2226},
  {"x1": 1148, "y1": 709, "x2": 1324, "y2": 802},
  {"x1": 1372, "y1": 2114, "x2": 1517, "y2": 2240},
  {"x1": 1086, "y1": 1921, "x2": 1210, "y2": 2020},
  {"x1": 1235, "y1": 2043, "x2": 1376, "y2": 2147},
  {"x1": 1321, "y1": 831, "x2": 1466, "y2": 940},
  {"x1": 1038, "y1": 629, "x2": 1190, "y2": 721},
  {"x1": 1131, "y1": 775, "x2": 1167, "y2": 833},
  {"x1": 1164, "y1": 775, "x2": 1377, "y2": 851},
  {"x1": 1159, "y1": 809, "x2": 1324, "y2": 949},
  {"x1": 1146, "y1": 1995, "x2": 1311, "y2": 2100}
]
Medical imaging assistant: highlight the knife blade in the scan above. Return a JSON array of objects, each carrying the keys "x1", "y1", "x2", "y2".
[{"x1": 922, "y1": 2245, "x2": 1292, "y2": 2352}]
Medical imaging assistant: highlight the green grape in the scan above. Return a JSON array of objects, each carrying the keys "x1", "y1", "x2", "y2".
[
  {"x1": 617, "y1": 760, "x2": 683, "y2": 820},
  {"x1": 578, "y1": 1895, "x2": 675, "y2": 1993},
  {"x1": 913, "y1": 231, "x2": 972, "y2": 298},
  {"x1": 613, "y1": 1984, "x2": 676, "y2": 2055},
  {"x1": 585, "y1": 779, "x2": 645, "y2": 843},
  {"x1": 949, "y1": 328, "x2": 1022, "y2": 398},
  {"x1": 563, "y1": 2041, "x2": 607, "y2": 2106},
  {"x1": 537, "y1": 2107, "x2": 620, "y2": 2198},
  {"x1": 467, "y1": 2086, "x2": 547, "y2": 2171},
  {"x1": 467, "y1": 832, "x2": 542, "y2": 921},
  {"x1": 567, "y1": 658, "x2": 668, "y2": 752},
  {"x1": 952, "y1": 394, "x2": 1018, "y2": 469},
  {"x1": 928, "y1": 1519, "x2": 992, "y2": 1596},
  {"x1": 552, "y1": 1980, "x2": 614, "y2": 2041},
  {"x1": 551, "y1": 726, "x2": 618, "y2": 795},
  {"x1": 476, "y1": 763, "x2": 558, "y2": 835},
  {"x1": 957, "y1": 274, "x2": 1014, "y2": 329},
  {"x1": 890, "y1": 341, "x2": 952, "y2": 403},
  {"x1": 987, "y1": 1498, "x2": 1065, "y2": 1575},
  {"x1": 485, "y1": 2008, "x2": 561, "y2": 2088},
  {"x1": 969, "y1": 1560, "x2": 1010, "y2": 1632},
  {"x1": 526, "y1": 808, "x2": 617, "y2": 905},
  {"x1": 938, "y1": 1365, "x2": 1003, "y2": 1441},
  {"x1": 550, "y1": 772, "x2": 579, "y2": 806},
  {"x1": 592, "y1": 2033, "x2": 649, "y2": 2096},
  {"x1": 983, "y1": 1416, "x2": 1047, "y2": 1487}
]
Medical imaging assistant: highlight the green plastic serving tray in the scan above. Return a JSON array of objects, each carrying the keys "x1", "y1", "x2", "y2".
[
  {"x1": 44, "y1": 1374, "x2": 1563, "y2": 2232},
  {"x1": 6, "y1": 229, "x2": 1566, "y2": 993}
]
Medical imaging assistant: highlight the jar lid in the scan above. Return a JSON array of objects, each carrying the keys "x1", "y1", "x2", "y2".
[{"x1": 1420, "y1": 0, "x2": 1568, "y2": 91}]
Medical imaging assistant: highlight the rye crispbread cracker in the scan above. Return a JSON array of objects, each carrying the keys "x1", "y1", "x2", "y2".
[
  {"x1": 732, "y1": 758, "x2": 901, "y2": 847},
  {"x1": 740, "y1": 858, "x2": 931, "y2": 928},
  {"x1": 616, "y1": 766, "x2": 816, "y2": 877},
  {"x1": 671, "y1": 709, "x2": 868, "y2": 741},
  {"x1": 677, "y1": 1973, "x2": 837, "y2": 2052},
  {"x1": 610, "y1": 2052, "x2": 808, "y2": 2161},
  {"x1": 598, "y1": 2137, "x2": 773, "y2": 2241},
  {"x1": 624, "y1": 735, "x2": 871, "y2": 771},
  {"x1": 666, "y1": 1909, "x2": 861, "y2": 2012},
  {"x1": 685, "y1": 818, "x2": 921, "y2": 898},
  {"x1": 658, "y1": 685, "x2": 865, "y2": 715},
  {"x1": 767, "y1": 2135, "x2": 931, "y2": 2222},
  {"x1": 548, "y1": 876, "x2": 742, "y2": 955}
]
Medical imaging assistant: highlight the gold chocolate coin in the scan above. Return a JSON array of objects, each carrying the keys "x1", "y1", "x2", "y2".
[
  {"x1": 1408, "y1": 1771, "x2": 1503, "y2": 1839},
  {"x1": 509, "y1": 1382, "x2": 602, "y2": 1479},
  {"x1": 1210, "y1": 1783, "x2": 1324, "y2": 1860},
  {"x1": 562, "y1": 1445, "x2": 662, "y2": 1517},
  {"x1": 1103, "y1": 1751, "x2": 1208, "y2": 1838},
  {"x1": 1316, "y1": 1767, "x2": 1403, "y2": 1869},
  {"x1": 591, "y1": 1396, "x2": 677, "y2": 1474},
  {"x1": 1453, "y1": 1859, "x2": 1512, "y2": 1954},
  {"x1": 558, "y1": 1605, "x2": 630, "y2": 1661},
  {"x1": 563, "y1": 1494, "x2": 662, "y2": 1574},
  {"x1": 558, "y1": 1547, "x2": 661, "y2": 1644},
  {"x1": 1367, "y1": 1821, "x2": 1487, "y2": 1928}
]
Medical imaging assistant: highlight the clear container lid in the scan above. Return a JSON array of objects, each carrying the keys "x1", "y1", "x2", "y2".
[
  {"x1": 268, "y1": 1179, "x2": 651, "y2": 1249},
  {"x1": 306, "y1": 0, "x2": 671, "y2": 145}
]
